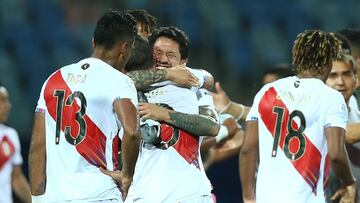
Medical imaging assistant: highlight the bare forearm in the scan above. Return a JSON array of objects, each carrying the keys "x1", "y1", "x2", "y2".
[
  {"x1": 166, "y1": 111, "x2": 220, "y2": 137},
  {"x1": 121, "y1": 131, "x2": 141, "y2": 176},
  {"x1": 28, "y1": 143, "x2": 46, "y2": 195},
  {"x1": 239, "y1": 146, "x2": 258, "y2": 201},
  {"x1": 331, "y1": 150, "x2": 356, "y2": 186},
  {"x1": 29, "y1": 113, "x2": 46, "y2": 195},
  {"x1": 224, "y1": 102, "x2": 250, "y2": 121},
  {"x1": 127, "y1": 69, "x2": 167, "y2": 90}
]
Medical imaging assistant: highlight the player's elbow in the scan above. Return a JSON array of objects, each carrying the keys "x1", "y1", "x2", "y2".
[{"x1": 123, "y1": 126, "x2": 141, "y2": 140}]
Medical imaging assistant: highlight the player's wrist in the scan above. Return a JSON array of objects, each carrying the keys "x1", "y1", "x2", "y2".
[
  {"x1": 215, "y1": 125, "x2": 229, "y2": 143},
  {"x1": 219, "y1": 100, "x2": 232, "y2": 114}
]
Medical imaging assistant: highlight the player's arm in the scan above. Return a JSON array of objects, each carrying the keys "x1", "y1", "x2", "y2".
[
  {"x1": 200, "y1": 69, "x2": 214, "y2": 90},
  {"x1": 115, "y1": 98, "x2": 141, "y2": 180},
  {"x1": 126, "y1": 66, "x2": 199, "y2": 90},
  {"x1": 28, "y1": 112, "x2": 46, "y2": 195},
  {"x1": 12, "y1": 165, "x2": 31, "y2": 203},
  {"x1": 100, "y1": 99, "x2": 141, "y2": 201},
  {"x1": 201, "y1": 115, "x2": 239, "y2": 152},
  {"x1": 210, "y1": 82, "x2": 250, "y2": 121},
  {"x1": 239, "y1": 120, "x2": 259, "y2": 203},
  {"x1": 345, "y1": 123, "x2": 360, "y2": 144},
  {"x1": 139, "y1": 103, "x2": 220, "y2": 137},
  {"x1": 325, "y1": 127, "x2": 356, "y2": 202}
]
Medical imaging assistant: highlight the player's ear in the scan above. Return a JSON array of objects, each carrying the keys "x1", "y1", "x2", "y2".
[{"x1": 119, "y1": 42, "x2": 130, "y2": 55}]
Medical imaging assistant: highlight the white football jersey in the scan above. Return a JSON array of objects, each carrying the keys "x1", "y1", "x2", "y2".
[
  {"x1": 131, "y1": 68, "x2": 212, "y2": 202},
  {"x1": 346, "y1": 95, "x2": 360, "y2": 202},
  {"x1": 35, "y1": 58, "x2": 137, "y2": 202},
  {"x1": 247, "y1": 76, "x2": 347, "y2": 203},
  {"x1": 0, "y1": 124, "x2": 23, "y2": 203}
]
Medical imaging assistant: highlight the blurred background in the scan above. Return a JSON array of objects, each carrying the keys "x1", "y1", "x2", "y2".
[{"x1": 1, "y1": 0, "x2": 360, "y2": 202}]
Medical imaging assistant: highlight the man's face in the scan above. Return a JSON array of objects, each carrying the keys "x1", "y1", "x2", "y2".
[
  {"x1": 326, "y1": 60, "x2": 357, "y2": 102},
  {"x1": 0, "y1": 87, "x2": 11, "y2": 123},
  {"x1": 153, "y1": 36, "x2": 185, "y2": 68}
]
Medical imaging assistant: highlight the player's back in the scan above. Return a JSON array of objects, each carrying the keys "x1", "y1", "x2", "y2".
[
  {"x1": 37, "y1": 58, "x2": 136, "y2": 202},
  {"x1": 249, "y1": 76, "x2": 347, "y2": 203}
]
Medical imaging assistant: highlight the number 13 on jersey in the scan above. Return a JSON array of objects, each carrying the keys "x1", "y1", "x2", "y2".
[{"x1": 53, "y1": 90, "x2": 87, "y2": 145}]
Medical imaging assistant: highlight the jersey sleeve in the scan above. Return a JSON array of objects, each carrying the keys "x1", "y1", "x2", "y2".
[
  {"x1": 187, "y1": 68, "x2": 205, "y2": 88},
  {"x1": 10, "y1": 129, "x2": 23, "y2": 166},
  {"x1": 246, "y1": 87, "x2": 267, "y2": 121},
  {"x1": 323, "y1": 92, "x2": 348, "y2": 129},
  {"x1": 112, "y1": 76, "x2": 138, "y2": 107},
  {"x1": 35, "y1": 80, "x2": 47, "y2": 113}
]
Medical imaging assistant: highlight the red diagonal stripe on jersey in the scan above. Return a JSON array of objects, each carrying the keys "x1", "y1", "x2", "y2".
[
  {"x1": 258, "y1": 87, "x2": 321, "y2": 194},
  {"x1": 44, "y1": 71, "x2": 107, "y2": 168},
  {"x1": 160, "y1": 124, "x2": 200, "y2": 168},
  {"x1": 0, "y1": 135, "x2": 15, "y2": 170}
]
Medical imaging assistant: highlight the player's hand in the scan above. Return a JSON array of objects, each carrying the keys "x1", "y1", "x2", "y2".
[
  {"x1": 208, "y1": 82, "x2": 231, "y2": 112},
  {"x1": 99, "y1": 168, "x2": 132, "y2": 201},
  {"x1": 331, "y1": 182, "x2": 356, "y2": 203},
  {"x1": 221, "y1": 117, "x2": 239, "y2": 140},
  {"x1": 165, "y1": 64, "x2": 199, "y2": 88},
  {"x1": 139, "y1": 103, "x2": 170, "y2": 121}
]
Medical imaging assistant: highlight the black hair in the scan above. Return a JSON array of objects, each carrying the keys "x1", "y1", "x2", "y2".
[
  {"x1": 337, "y1": 28, "x2": 360, "y2": 58},
  {"x1": 93, "y1": 10, "x2": 137, "y2": 49},
  {"x1": 124, "y1": 35, "x2": 154, "y2": 72},
  {"x1": 127, "y1": 9, "x2": 157, "y2": 33},
  {"x1": 334, "y1": 32, "x2": 351, "y2": 55},
  {"x1": 148, "y1": 26, "x2": 190, "y2": 59}
]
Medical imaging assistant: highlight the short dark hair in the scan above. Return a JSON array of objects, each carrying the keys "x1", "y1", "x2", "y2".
[
  {"x1": 334, "y1": 32, "x2": 351, "y2": 55},
  {"x1": 124, "y1": 35, "x2": 154, "y2": 72},
  {"x1": 264, "y1": 63, "x2": 294, "y2": 78},
  {"x1": 127, "y1": 9, "x2": 157, "y2": 33},
  {"x1": 93, "y1": 10, "x2": 137, "y2": 49},
  {"x1": 337, "y1": 28, "x2": 360, "y2": 59},
  {"x1": 148, "y1": 26, "x2": 190, "y2": 59}
]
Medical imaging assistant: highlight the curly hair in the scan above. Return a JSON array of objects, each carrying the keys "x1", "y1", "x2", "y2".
[{"x1": 292, "y1": 30, "x2": 342, "y2": 75}]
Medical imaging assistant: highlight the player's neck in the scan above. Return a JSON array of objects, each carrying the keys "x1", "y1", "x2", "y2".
[
  {"x1": 91, "y1": 49, "x2": 119, "y2": 69},
  {"x1": 297, "y1": 70, "x2": 327, "y2": 82}
]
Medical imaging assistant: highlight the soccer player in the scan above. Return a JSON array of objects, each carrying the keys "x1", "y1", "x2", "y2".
[
  {"x1": 326, "y1": 52, "x2": 360, "y2": 202},
  {"x1": 0, "y1": 82, "x2": 31, "y2": 203},
  {"x1": 28, "y1": 10, "x2": 141, "y2": 202},
  {"x1": 240, "y1": 30, "x2": 356, "y2": 203},
  {"x1": 105, "y1": 27, "x2": 220, "y2": 203}
]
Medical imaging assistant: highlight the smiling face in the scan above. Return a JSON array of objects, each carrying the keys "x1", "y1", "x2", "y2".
[
  {"x1": 152, "y1": 36, "x2": 187, "y2": 68},
  {"x1": 326, "y1": 60, "x2": 357, "y2": 103},
  {"x1": 0, "y1": 86, "x2": 11, "y2": 123}
]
